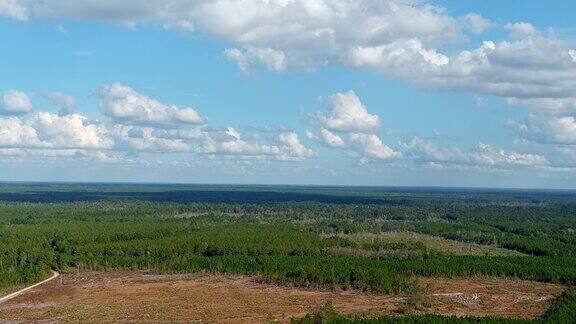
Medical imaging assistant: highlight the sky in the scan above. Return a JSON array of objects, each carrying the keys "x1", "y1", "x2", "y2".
[{"x1": 1, "y1": 1, "x2": 576, "y2": 188}]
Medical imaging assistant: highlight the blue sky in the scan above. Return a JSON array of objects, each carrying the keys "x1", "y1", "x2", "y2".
[{"x1": 1, "y1": 1, "x2": 576, "y2": 188}]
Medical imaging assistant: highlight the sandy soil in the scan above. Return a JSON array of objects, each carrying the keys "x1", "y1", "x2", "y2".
[{"x1": 0, "y1": 271, "x2": 565, "y2": 323}]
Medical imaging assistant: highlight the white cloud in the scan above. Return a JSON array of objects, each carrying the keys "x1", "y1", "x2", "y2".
[
  {"x1": 98, "y1": 83, "x2": 205, "y2": 126},
  {"x1": 0, "y1": 107, "x2": 316, "y2": 164},
  {"x1": 0, "y1": 82, "x2": 317, "y2": 164},
  {"x1": 506, "y1": 98, "x2": 576, "y2": 112},
  {"x1": 0, "y1": 112, "x2": 113, "y2": 150},
  {"x1": 113, "y1": 125, "x2": 191, "y2": 153},
  {"x1": 508, "y1": 113, "x2": 576, "y2": 145},
  {"x1": 201, "y1": 127, "x2": 314, "y2": 161},
  {"x1": 44, "y1": 92, "x2": 76, "y2": 115},
  {"x1": 317, "y1": 91, "x2": 380, "y2": 133},
  {"x1": 225, "y1": 47, "x2": 287, "y2": 75},
  {"x1": 5, "y1": 1, "x2": 576, "y2": 117},
  {"x1": 202, "y1": 127, "x2": 279, "y2": 156},
  {"x1": 459, "y1": 13, "x2": 494, "y2": 34},
  {"x1": 347, "y1": 38, "x2": 449, "y2": 72},
  {"x1": 2, "y1": 1, "x2": 468, "y2": 69},
  {"x1": 505, "y1": 22, "x2": 539, "y2": 39},
  {"x1": 0, "y1": 147, "x2": 132, "y2": 165},
  {"x1": 0, "y1": 84, "x2": 571, "y2": 174},
  {"x1": 35, "y1": 112, "x2": 113, "y2": 149},
  {"x1": 278, "y1": 132, "x2": 315, "y2": 160},
  {"x1": 401, "y1": 137, "x2": 549, "y2": 169},
  {"x1": 319, "y1": 128, "x2": 346, "y2": 148},
  {"x1": 9, "y1": 0, "x2": 168, "y2": 25},
  {"x1": 0, "y1": 0, "x2": 28, "y2": 20},
  {"x1": 348, "y1": 27, "x2": 576, "y2": 109},
  {"x1": 209, "y1": 0, "x2": 465, "y2": 72},
  {"x1": 570, "y1": 49, "x2": 576, "y2": 63},
  {"x1": 1, "y1": 90, "x2": 33, "y2": 115},
  {"x1": 8, "y1": 1, "x2": 574, "y2": 116},
  {"x1": 150, "y1": 127, "x2": 206, "y2": 140},
  {"x1": 308, "y1": 91, "x2": 399, "y2": 163},
  {"x1": 349, "y1": 133, "x2": 400, "y2": 161},
  {"x1": 4, "y1": 0, "x2": 466, "y2": 42},
  {"x1": 0, "y1": 117, "x2": 37, "y2": 148}
]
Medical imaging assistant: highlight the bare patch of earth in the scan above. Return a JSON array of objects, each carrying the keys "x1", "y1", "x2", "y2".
[{"x1": 0, "y1": 271, "x2": 564, "y2": 323}]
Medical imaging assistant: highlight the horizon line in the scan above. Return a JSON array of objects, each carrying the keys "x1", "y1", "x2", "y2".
[{"x1": 1, "y1": 180, "x2": 575, "y2": 193}]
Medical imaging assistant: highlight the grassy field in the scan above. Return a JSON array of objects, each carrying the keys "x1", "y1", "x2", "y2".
[{"x1": 327, "y1": 232, "x2": 526, "y2": 257}]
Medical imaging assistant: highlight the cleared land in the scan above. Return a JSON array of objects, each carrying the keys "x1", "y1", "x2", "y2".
[
  {"x1": 328, "y1": 231, "x2": 525, "y2": 256},
  {"x1": 0, "y1": 271, "x2": 564, "y2": 323},
  {"x1": 0, "y1": 271, "x2": 59, "y2": 304}
]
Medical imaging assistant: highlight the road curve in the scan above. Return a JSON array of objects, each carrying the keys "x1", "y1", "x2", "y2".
[{"x1": 0, "y1": 271, "x2": 60, "y2": 304}]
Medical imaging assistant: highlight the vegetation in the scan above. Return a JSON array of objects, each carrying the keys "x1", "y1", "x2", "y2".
[
  {"x1": 293, "y1": 301, "x2": 534, "y2": 323},
  {"x1": 1, "y1": 183, "x2": 575, "y2": 322},
  {"x1": 328, "y1": 232, "x2": 524, "y2": 257},
  {"x1": 294, "y1": 289, "x2": 576, "y2": 323}
]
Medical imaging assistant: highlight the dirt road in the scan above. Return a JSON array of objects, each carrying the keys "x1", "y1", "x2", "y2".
[{"x1": 0, "y1": 271, "x2": 60, "y2": 304}]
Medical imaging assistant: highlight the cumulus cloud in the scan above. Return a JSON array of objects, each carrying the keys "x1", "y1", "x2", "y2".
[
  {"x1": 211, "y1": 0, "x2": 467, "y2": 72},
  {"x1": 320, "y1": 129, "x2": 346, "y2": 148},
  {"x1": 308, "y1": 90, "x2": 400, "y2": 162},
  {"x1": 2, "y1": 1, "x2": 472, "y2": 70},
  {"x1": 306, "y1": 88, "x2": 560, "y2": 170},
  {"x1": 0, "y1": 83, "x2": 316, "y2": 163},
  {"x1": 0, "y1": 0, "x2": 28, "y2": 20},
  {"x1": 317, "y1": 91, "x2": 380, "y2": 133},
  {"x1": 225, "y1": 47, "x2": 287, "y2": 75},
  {"x1": 307, "y1": 128, "x2": 347, "y2": 148},
  {"x1": 5, "y1": 1, "x2": 466, "y2": 41},
  {"x1": 101, "y1": 122, "x2": 317, "y2": 161},
  {"x1": 569, "y1": 50, "x2": 576, "y2": 62},
  {"x1": 508, "y1": 113, "x2": 576, "y2": 145},
  {"x1": 0, "y1": 108, "x2": 316, "y2": 164},
  {"x1": 6, "y1": 1, "x2": 574, "y2": 117},
  {"x1": 0, "y1": 147, "x2": 136, "y2": 165},
  {"x1": 201, "y1": 127, "x2": 314, "y2": 161},
  {"x1": 44, "y1": 92, "x2": 76, "y2": 116},
  {"x1": 505, "y1": 22, "x2": 539, "y2": 39},
  {"x1": 400, "y1": 137, "x2": 549, "y2": 170},
  {"x1": 0, "y1": 118, "x2": 36, "y2": 148},
  {"x1": 0, "y1": 112, "x2": 113, "y2": 150},
  {"x1": 34, "y1": 113, "x2": 113, "y2": 149},
  {"x1": 347, "y1": 38, "x2": 450, "y2": 73},
  {"x1": 350, "y1": 27, "x2": 576, "y2": 109},
  {"x1": 98, "y1": 83, "x2": 206, "y2": 126},
  {"x1": 506, "y1": 98, "x2": 576, "y2": 112},
  {"x1": 202, "y1": 127, "x2": 278, "y2": 156},
  {"x1": 113, "y1": 125, "x2": 191, "y2": 153},
  {"x1": 278, "y1": 132, "x2": 315, "y2": 160},
  {"x1": 1, "y1": 90, "x2": 33, "y2": 115},
  {"x1": 349, "y1": 133, "x2": 400, "y2": 162},
  {"x1": 459, "y1": 13, "x2": 494, "y2": 34},
  {"x1": 0, "y1": 84, "x2": 570, "y2": 173}
]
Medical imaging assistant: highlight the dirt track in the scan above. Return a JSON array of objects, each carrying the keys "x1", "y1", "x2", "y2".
[
  {"x1": 0, "y1": 271, "x2": 565, "y2": 323},
  {"x1": 0, "y1": 271, "x2": 60, "y2": 304}
]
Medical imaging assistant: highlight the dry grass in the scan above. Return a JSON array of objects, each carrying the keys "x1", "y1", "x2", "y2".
[
  {"x1": 421, "y1": 276, "x2": 563, "y2": 318},
  {"x1": 0, "y1": 271, "x2": 564, "y2": 323},
  {"x1": 332, "y1": 231, "x2": 525, "y2": 256}
]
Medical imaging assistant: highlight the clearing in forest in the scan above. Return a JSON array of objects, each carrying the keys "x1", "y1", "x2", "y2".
[
  {"x1": 0, "y1": 271, "x2": 564, "y2": 323},
  {"x1": 328, "y1": 231, "x2": 525, "y2": 257}
]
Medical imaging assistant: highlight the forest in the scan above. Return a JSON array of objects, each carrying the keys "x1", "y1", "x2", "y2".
[{"x1": 1, "y1": 183, "x2": 575, "y2": 322}]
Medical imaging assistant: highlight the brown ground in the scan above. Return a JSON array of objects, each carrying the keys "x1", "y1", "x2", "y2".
[{"x1": 0, "y1": 271, "x2": 565, "y2": 323}]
